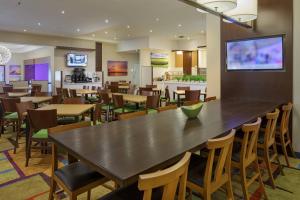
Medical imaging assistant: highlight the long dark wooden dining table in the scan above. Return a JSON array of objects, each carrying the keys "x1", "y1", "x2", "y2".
[{"x1": 49, "y1": 99, "x2": 282, "y2": 187}]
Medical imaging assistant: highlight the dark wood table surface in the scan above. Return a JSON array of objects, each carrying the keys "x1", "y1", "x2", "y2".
[{"x1": 49, "y1": 99, "x2": 282, "y2": 186}]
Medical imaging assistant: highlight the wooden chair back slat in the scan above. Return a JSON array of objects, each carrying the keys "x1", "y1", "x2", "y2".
[
  {"x1": 146, "y1": 95, "x2": 160, "y2": 109},
  {"x1": 138, "y1": 152, "x2": 191, "y2": 200},
  {"x1": 112, "y1": 94, "x2": 124, "y2": 108},
  {"x1": 264, "y1": 109, "x2": 280, "y2": 146},
  {"x1": 280, "y1": 103, "x2": 292, "y2": 134},
  {"x1": 27, "y1": 109, "x2": 57, "y2": 131}
]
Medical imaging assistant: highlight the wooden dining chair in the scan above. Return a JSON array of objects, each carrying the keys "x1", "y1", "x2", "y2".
[
  {"x1": 118, "y1": 111, "x2": 147, "y2": 120},
  {"x1": 0, "y1": 98, "x2": 20, "y2": 134},
  {"x1": 51, "y1": 95, "x2": 62, "y2": 104},
  {"x1": 48, "y1": 121, "x2": 108, "y2": 200},
  {"x1": 112, "y1": 94, "x2": 132, "y2": 118},
  {"x1": 31, "y1": 84, "x2": 42, "y2": 96},
  {"x1": 139, "y1": 87, "x2": 152, "y2": 95},
  {"x1": 187, "y1": 130, "x2": 235, "y2": 200},
  {"x1": 146, "y1": 85, "x2": 157, "y2": 89},
  {"x1": 108, "y1": 85, "x2": 119, "y2": 93},
  {"x1": 69, "y1": 89, "x2": 77, "y2": 98},
  {"x1": 93, "y1": 103, "x2": 103, "y2": 125},
  {"x1": 157, "y1": 104, "x2": 177, "y2": 113},
  {"x1": 145, "y1": 95, "x2": 160, "y2": 114},
  {"x1": 257, "y1": 109, "x2": 284, "y2": 189},
  {"x1": 26, "y1": 109, "x2": 57, "y2": 166},
  {"x1": 62, "y1": 88, "x2": 70, "y2": 98},
  {"x1": 63, "y1": 97, "x2": 85, "y2": 104},
  {"x1": 99, "y1": 92, "x2": 113, "y2": 121},
  {"x1": 14, "y1": 101, "x2": 34, "y2": 153},
  {"x1": 185, "y1": 90, "x2": 200, "y2": 102},
  {"x1": 205, "y1": 96, "x2": 217, "y2": 102},
  {"x1": 99, "y1": 152, "x2": 191, "y2": 200},
  {"x1": 231, "y1": 118, "x2": 268, "y2": 200},
  {"x1": 141, "y1": 90, "x2": 154, "y2": 96},
  {"x1": 276, "y1": 103, "x2": 296, "y2": 167},
  {"x1": 56, "y1": 87, "x2": 62, "y2": 95},
  {"x1": 3, "y1": 85, "x2": 13, "y2": 94}
]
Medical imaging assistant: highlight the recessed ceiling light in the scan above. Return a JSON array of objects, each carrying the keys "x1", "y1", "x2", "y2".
[
  {"x1": 201, "y1": 30, "x2": 205, "y2": 33},
  {"x1": 178, "y1": 24, "x2": 182, "y2": 28},
  {"x1": 61, "y1": 10, "x2": 65, "y2": 14},
  {"x1": 114, "y1": 37, "x2": 117, "y2": 40},
  {"x1": 127, "y1": 25, "x2": 130, "y2": 29},
  {"x1": 149, "y1": 29, "x2": 153, "y2": 33},
  {"x1": 105, "y1": 31, "x2": 108, "y2": 34},
  {"x1": 92, "y1": 34, "x2": 95, "y2": 37},
  {"x1": 37, "y1": 22, "x2": 41, "y2": 26},
  {"x1": 23, "y1": 29, "x2": 27, "y2": 32},
  {"x1": 187, "y1": 37, "x2": 190, "y2": 40},
  {"x1": 76, "y1": 28, "x2": 80, "y2": 32},
  {"x1": 105, "y1": 19, "x2": 109, "y2": 23},
  {"x1": 156, "y1": 18, "x2": 160, "y2": 21},
  {"x1": 128, "y1": 34, "x2": 131, "y2": 37}
]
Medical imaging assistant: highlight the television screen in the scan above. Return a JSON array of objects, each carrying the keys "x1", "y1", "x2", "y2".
[
  {"x1": 67, "y1": 54, "x2": 88, "y2": 67},
  {"x1": 226, "y1": 36, "x2": 284, "y2": 71}
]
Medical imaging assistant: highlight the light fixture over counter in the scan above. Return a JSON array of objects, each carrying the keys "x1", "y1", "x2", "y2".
[
  {"x1": 197, "y1": 0, "x2": 237, "y2": 12},
  {"x1": 224, "y1": 0, "x2": 257, "y2": 22}
]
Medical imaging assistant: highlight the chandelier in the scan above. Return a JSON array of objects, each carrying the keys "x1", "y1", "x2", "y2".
[
  {"x1": 196, "y1": 0, "x2": 237, "y2": 13},
  {"x1": 224, "y1": 0, "x2": 258, "y2": 22},
  {"x1": 0, "y1": 45, "x2": 12, "y2": 65}
]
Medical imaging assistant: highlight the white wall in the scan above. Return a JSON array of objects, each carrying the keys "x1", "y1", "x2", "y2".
[
  {"x1": 118, "y1": 37, "x2": 149, "y2": 52},
  {"x1": 206, "y1": 14, "x2": 221, "y2": 98},
  {"x1": 102, "y1": 42, "x2": 139, "y2": 82},
  {"x1": 293, "y1": 0, "x2": 300, "y2": 152}
]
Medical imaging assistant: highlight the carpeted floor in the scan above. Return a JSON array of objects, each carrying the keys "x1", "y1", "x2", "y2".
[{"x1": 1, "y1": 132, "x2": 300, "y2": 200}]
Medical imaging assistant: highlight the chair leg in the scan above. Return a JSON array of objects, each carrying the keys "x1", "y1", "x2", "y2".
[
  {"x1": 273, "y1": 143, "x2": 284, "y2": 176},
  {"x1": 87, "y1": 190, "x2": 91, "y2": 200},
  {"x1": 48, "y1": 178, "x2": 57, "y2": 200},
  {"x1": 225, "y1": 176, "x2": 234, "y2": 200},
  {"x1": 264, "y1": 150, "x2": 276, "y2": 189},
  {"x1": 240, "y1": 167, "x2": 250, "y2": 200},
  {"x1": 13, "y1": 130, "x2": 19, "y2": 154},
  {"x1": 187, "y1": 188, "x2": 193, "y2": 200},
  {"x1": 280, "y1": 135, "x2": 291, "y2": 167},
  {"x1": 70, "y1": 193, "x2": 77, "y2": 200},
  {"x1": 255, "y1": 159, "x2": 268, "y2": 200},
  {"x1": 287, "y1": 131, "x2": 296, "y2": 158},
  {"x1": 25, "y1": 140, "x2": 32, "y2": 167}
]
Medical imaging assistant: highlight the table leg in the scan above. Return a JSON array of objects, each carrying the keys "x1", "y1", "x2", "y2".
[
  {"x1": 177, "y1": 94, "x2": 180, "y2": 107},
  {"x1": 135, "y1": 103, "x2": 139, "y2": 109},
  {"x1": 173, "y1": 91, "x2": 175, "y2": 100},
  {"x1": 90, "y1": 107, "x2": 94, "y2": 122}
]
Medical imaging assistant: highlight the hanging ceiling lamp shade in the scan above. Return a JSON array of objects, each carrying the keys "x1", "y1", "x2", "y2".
[
  {"x1": 0, "y1": 46, "x2": 12, "y2": 65},
  {"x1": 197, "y1": 0, "x2": 237, "y2": 13},
  {"x1": 224, "y1": 0, "x2": 258, "y2": 22}
]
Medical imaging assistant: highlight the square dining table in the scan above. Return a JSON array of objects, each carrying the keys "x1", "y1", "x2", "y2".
[{"x1": 21, "y1": 96, "x2": 53, "y2": 108}]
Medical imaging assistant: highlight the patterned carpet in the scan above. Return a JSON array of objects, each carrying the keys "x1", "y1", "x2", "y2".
[{"x1": 1, "y1": 133, "x2": 300, "y2": 200}]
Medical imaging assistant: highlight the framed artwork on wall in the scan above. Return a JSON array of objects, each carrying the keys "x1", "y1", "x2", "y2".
[
  {"x1": 9, "y1": 65, "x2": 22, "y2": 81},
  {"x1": 107, "y1": 61, "x2": 128, "y2": 76},
  {"x1": 151, "y1": 53, "x2": 169, "y2": 68}
]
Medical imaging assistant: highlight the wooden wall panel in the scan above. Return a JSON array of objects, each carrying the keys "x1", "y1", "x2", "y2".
[
  {"x1": 221, "y1": 0, "x2": 293, "y2": 102},
  {"x1": 95, "y1": 42, "x2": 102, "y2": 72},
  {"x1": 183, "y1": 51, "x2": 192, "y2": 75}
]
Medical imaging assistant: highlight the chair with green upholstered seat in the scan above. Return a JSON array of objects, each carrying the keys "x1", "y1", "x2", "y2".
[
  {"x1": 112, "y1": 94, "x2": 133, "y2": 119},
  {"x1": 99, "y1": 92, "x2": 114, "y2": 121},
  {"x1": 0, "y1": 97, "x2": 20, "y2": 136},
  {"x1": 145, "y1": 95, "x2": 160, "y2": 114},
  {"x1": 13, "y1": 101, "x2": 34, "y2": 154},
  {"x1": 26, "y1": 109, "x2": 58, "y2": 167}
]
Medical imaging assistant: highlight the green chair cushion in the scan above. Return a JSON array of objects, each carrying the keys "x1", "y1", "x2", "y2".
[
  {"x1": 4, "y1": 112, "x2": 18, "y2": 120},
  {"x1": 102, "y1": 104, "x2": 114, "y2": 110},
  {"x1": 88, "y1": 96, "x2": 99, "y2": 101},
  {"x1": 147, "y1": 109, "x2": 158, "y2": 114},
  {"x1": 21, "y1": 123, "x2": 26, "y2": 129},
  {"x1": 32, "y1": 129, "x2": 48, "y2": 139},
  {"x1": 114, "y1": 108, "x2": 134, "y2": 114},
  {"x1": 57, "y1": 117, "x2": 79, "y2": 125}
]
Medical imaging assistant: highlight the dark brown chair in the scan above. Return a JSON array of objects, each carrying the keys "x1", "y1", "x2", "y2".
[
  {"x1": 99, "y1": 92, "x2": 113, "y2": 121},
  {"x1": 145, "y1": 95, "x2": 160, "y2": 114},
  {"x1": 51, "y1": 95, "x2": 62, "y2": 104},
  {"x1": 3, "y1": 85, "x2": 13, "y2": 94},
  {"x1": 32, "y1": 84, "x2": 42, "y2": 92},
  {"x1": 177, "y1": 86, "x2": 190, "y2": 91},
  {"x1": 48, "y1": 121, "x2": 108, "y2": 200},
  {"x1": 160, "y1": 86, "x2": 172, "y2": 106},
  {"x1": 63, "y1": 97, "x2": 85, "y2": 104},
  {"x1": 108, "y1": 85, "x2": 119, "y2": 93},
  {"x1": 146, "y1": 85, "x2": 157, "y2": 89},
  {"x1": 141, "y1": 90, "x2": 153, "y2": 96},
  {"x1": 83, "y1": 85, "x2": 89, "y2": 89},
  {"x1": 14, "y1": 101, "x2": 34, "y2": 153},
  {"x1": 139, "y1": 87, "x2": 152, "y2": 95},
  {"x1": 205, "y1": 96, "x2": 217, "y2": 102},
  {"x1": 26, "y1": 109, "x2": 57, "y2": 166},
  {"x1": 112, "y1": 94, "x2": 132, "y2": 118},
  {"x1": 93, "y1": 103, "x2": 103, "y2": 126},
  {"x1": 0, "y1": 98, "x2": 20, "y2": 135},
  {"x1": 69, "y1": 89, "x2": 77, "y2": 98},
  {"x1": 110, "y1": 81, "x2": 119, "y2": 86},
  {"x1": 56, "y1": 87, "x2": 62, "y2": 95},
  {"x1": 91, "y1": 86, "x2": 97, "y2": 91},
  {"x1": 185, "y1": 90, "x2": 200, "y2": 102},
  {"x1": 62, "y1": 88, "x2": 70, "y2": 98}
]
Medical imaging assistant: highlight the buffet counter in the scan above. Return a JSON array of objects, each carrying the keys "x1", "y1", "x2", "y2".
[
  {"x1": 154, "y1": 81, "x2": 207, "y2": 99},
  {"x1": 63, "y1": 82, "x2": 102, "y2": 89}
]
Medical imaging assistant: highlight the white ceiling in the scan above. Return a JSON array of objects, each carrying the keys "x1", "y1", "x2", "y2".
[
  {"x1": 0, "y1": 42, "x2": 44, "y2": 53},
  {"x1": 0, "y1": 0, "x2": 206, "y2": 42}
]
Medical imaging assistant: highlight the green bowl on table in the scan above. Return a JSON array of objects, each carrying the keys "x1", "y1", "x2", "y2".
[{"x1": 181, "y1": 103, "x2": 203, "y2": 119}]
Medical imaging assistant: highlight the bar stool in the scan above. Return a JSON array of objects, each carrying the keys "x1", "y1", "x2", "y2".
[
  {"x1": 99, "y1": 152, "x2": 191, "y2": 200},
  {"x1": 187, "y1": 130, "x2": 235, "y2": 200},
  {"x1": 231, "y1": 118, "x2": 268, "y2": 200},
  {"x1": 276, "y1": 103, "x2": 296, "y2": 167},
  {"x1": 257, "y1": 109, "x2": 284, "y2": 189}
]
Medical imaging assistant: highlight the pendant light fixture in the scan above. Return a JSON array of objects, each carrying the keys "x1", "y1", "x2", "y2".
[
  {"x1": 224, "y1": 0, "x2": 258, "y2": 22},
  {"x1": 0, "y1": 45, "x2": 12, "y2": 65},
  {"x1": 197, "y1": 0, "x2": 237, "y2": 13}
]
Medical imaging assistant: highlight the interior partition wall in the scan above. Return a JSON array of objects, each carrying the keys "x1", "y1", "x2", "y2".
[{"x1": 24, "y1": 57, "x2": 50, "y2": 82}]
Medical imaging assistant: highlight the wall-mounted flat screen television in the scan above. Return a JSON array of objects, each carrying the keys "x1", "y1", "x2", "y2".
[
  {"x1": 226, "y1": 35, "x2": 284, "y2": 71},
  {"x1": 67, "y1": 53, "x2": 88, "y2": 67}
]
